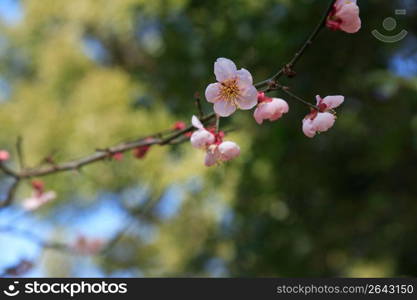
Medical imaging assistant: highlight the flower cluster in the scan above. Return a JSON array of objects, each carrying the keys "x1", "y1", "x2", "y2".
[
  {"x1": 190, "y1": 116, "x2": 240, "y2": 166},
  {"x1": 302, "y1": 95, "x2": 344, "y2": 138},
  {"x1": 326, "y1": 0, "x2": 361, "y2": 33}
]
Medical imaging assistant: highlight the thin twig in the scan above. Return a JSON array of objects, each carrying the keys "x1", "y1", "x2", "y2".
[
  {"x1": 255, "y1": 0, "x2": 335, "y2": 89},
  {"x1": 279, "y1": 87, "x2": 318, "y2": 111},
  {"x1": 0, "y1": 162, "x2": 19, "y2": 179},
  {"x1": 16, "y1": 114, "x2": 215, "y2": 178}
]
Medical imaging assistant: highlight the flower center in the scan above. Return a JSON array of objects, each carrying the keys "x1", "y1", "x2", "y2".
[{"x1": 220, "y1": 80, "x2": 240, "y2": 105}]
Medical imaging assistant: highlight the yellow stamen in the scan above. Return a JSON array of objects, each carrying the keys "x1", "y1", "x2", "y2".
[{"x1": 220, "y1": 79, "x2": 240, "y2": 107}]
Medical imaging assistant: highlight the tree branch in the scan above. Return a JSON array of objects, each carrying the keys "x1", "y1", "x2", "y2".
[{"x1": 255, "y1": 0, "x2": 335, "y2": 89}]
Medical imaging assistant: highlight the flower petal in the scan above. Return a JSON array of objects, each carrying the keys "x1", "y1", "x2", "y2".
[
  {"x1": 218, "y1": 141, "x2": 240, "y2": 161},
  {"x1": 214, "y1": 100, "x2": 237, "y2": 117},
  {"x1": 214, "y1": 58, "x2": 237, "y2": 82},
  {"x1": 302, "y1": 118, "x2": 316, "y2": 138},
  {"x1": 236, "y1": 85, "x2": 258, "y2": 110},
  {"x1": 205, "y1": 83, "x2": 221, "y2": 103},
  {"x1": 253, "y1": 104, "x2": 266, "y2": 124},
  {"x1": 190, "y1": 129, "x2": 215, "y2": 149},
  {"x1": 205, "y1": 146, "x2": 220, "y2": 167},
  {"x1": 312, "y1": 112, "x2": 336, "y2": 132},
  {"x1": 336, "y1": 3, "x2": 361, "y2": 33},
  {"x1": 191, "y1": 115, "x2": 204, "y2": 129},
  {"x1": 335, "y1": 0, "x2": 357, "y2": 10},
  {"x1": 236, "y1": 68, "x2": 253, "y2": 88},
  {"x1": 271, "y1": 98, "x2": 289, "y2": 113},
  {"x1": 322, "y1": 95, "x2": 344, "y2": 110}
]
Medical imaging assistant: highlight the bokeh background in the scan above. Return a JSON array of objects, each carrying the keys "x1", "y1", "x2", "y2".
[{"x1": 0, "y1": 0, "x2": 416, "y2": 277}]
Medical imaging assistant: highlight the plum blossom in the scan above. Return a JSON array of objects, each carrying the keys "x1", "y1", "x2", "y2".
[
  {"x1": 254, "y1": 92, "x2": 289, "y2": 124},
  {"x1": 190, "y1": 116, "x2": 240, "y2": 166},
  {"x1": 302, "y1": 95, "x2": 344, "y2": 138},
  {"x1": 190, "y1": 115, "x2": 215, "y2": 149},
  {"x1": 205, "y1": 142, "x2": 241, "y2": 167},
  {"x1": 22, "y1": 180, "x2": 57, "y2": 211},
  {"x1": 204, "y1": 137, "x2": 240, "y2": 167},
  {"x1": 218, "y1": 141, "x2": 241, "y2": 162},
  {"x1": 72, "y1": 236, "x2": 104, "y2": 255},
  {"x1": 327, "y1": 0, "x2": 361, "y2": 34},
  {"x1": 205, "y1": 58, "x2": 258, "y2": 117},
  {"x1": 0, "y1": 150, "x2": 10, "y2": 161}
]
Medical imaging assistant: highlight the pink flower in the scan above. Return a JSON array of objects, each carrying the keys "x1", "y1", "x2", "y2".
[
  {"x1": 254, "y1": 93, "x2": 289, "y2": 124},
  {"x1": 72, "y1": 236, "x2": 104, "y2": 255},
  {"x1": 0, "y1": 150, "x2": 10, "y2": 161},
  {"x1": 22, "y1": 191, "x2": 56, "y2": 211},
  {"x1": 22, "y1": 180, "x2": 57, "y2": 211},
  {"x1": 327, "y1": 0, "x2": 361, "y2": 33},
  {"x1": 302, "y1": 95, "x2": 344, "y2": 138},
  {"x1": 218, "y1": 141, "x2": 240, "y2": 161},
  {"x1": 205, "y1": 58, "x2": 258, "y2": 117},
  {"x1": 190, "y1": 115, "x2": 215, "y2": 149},
  {"x1": 204, "y1": 141, "x2": 240, "y2": 167}
]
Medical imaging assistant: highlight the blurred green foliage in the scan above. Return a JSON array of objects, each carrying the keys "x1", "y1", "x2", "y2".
[{"x1": 1, "y1": 0, "x2": 417, "y2": 277}]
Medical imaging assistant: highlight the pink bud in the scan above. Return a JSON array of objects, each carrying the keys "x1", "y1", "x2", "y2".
[
  {"x1": 31, "y1": 179, "x2": 45, "y2": 195},
  {"x1": 112, "y1": 152, "x2": 124, "y2": 161},
  {"x1": 173, "y1": 121, "x2": 187, "y2": 131},
  {"x1": 218, "y1": 141, "x2": 240, "y2": 161},
  {"x1": 133, "y1": 145, "x2": 150, "y2": 159},
  {"x1": 254, "y1": 98, "x2": 289, "y2": 124},
  {"x1": 0, "y1": 150, "x2": 10, "y2": 162},
  {"x1": 190, "y1": 115, "x2": 215, "y2": 149},
  {"x1": 327, "y1": 0, "x2": 361, "y2": 34},
  {"x1": 191, "y1": 129, "x2": 215, "y2": 149},
  {"x1": 133, "y1": 137, "x2": 154, "y2": 159}
]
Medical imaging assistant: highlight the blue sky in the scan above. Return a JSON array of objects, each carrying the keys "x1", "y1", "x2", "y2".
[{"x1": 0, "y1": 0, "x2": 23, "y2": 26}]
